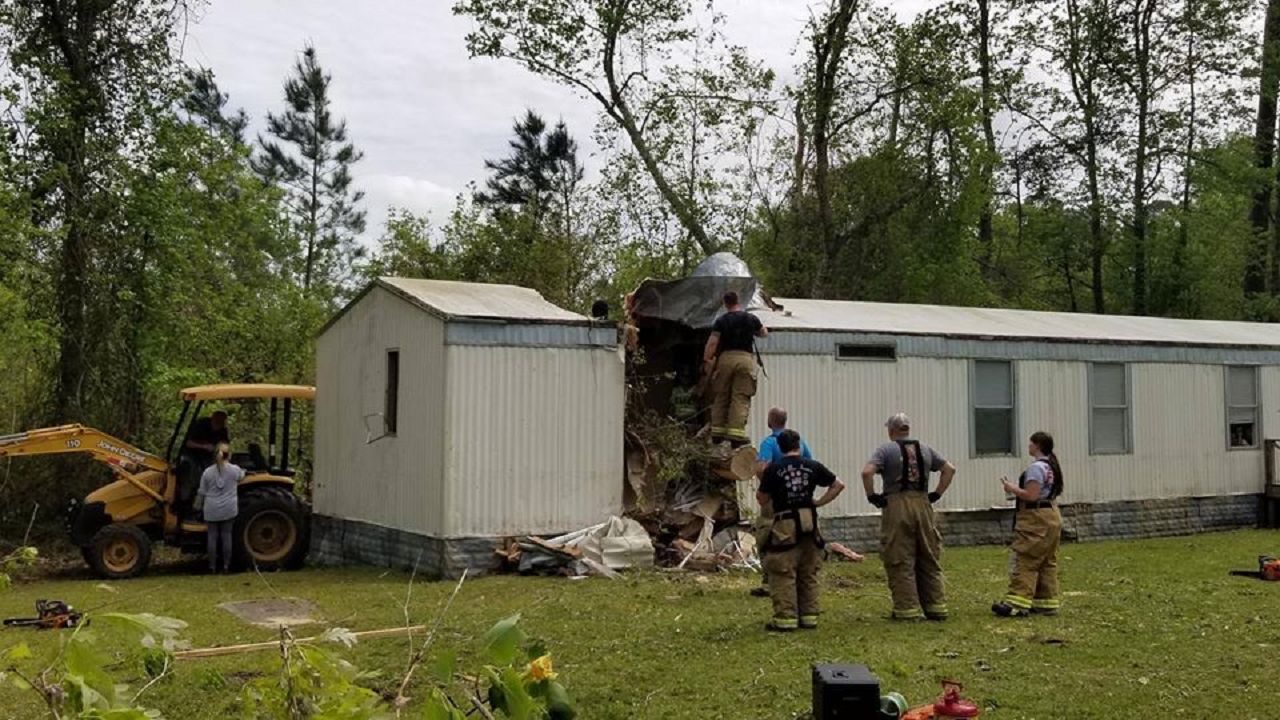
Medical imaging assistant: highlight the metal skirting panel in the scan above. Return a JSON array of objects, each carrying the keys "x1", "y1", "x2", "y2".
[
  {"x1": 747, "y1": 357, "x2": 1265, "y2": 515},
  {"x1": 760, "y1": 330, "x2": 1280, "y2": 365},
  {"x1": 442, "y1": 344, "x2": 624, "y2": 537}
]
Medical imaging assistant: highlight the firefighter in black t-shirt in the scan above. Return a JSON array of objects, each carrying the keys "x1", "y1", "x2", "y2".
[
  {"x1": 757, "y1": 429, "x2": 845, "y2": 631},
  {"x1": 702, "y1": 291, "x2": 768, "y2": 444}
]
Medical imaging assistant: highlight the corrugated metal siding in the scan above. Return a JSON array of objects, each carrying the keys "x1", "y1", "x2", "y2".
[
  {"x1": 442, "y1": 345, "x2": 624, "y2": 537},
  {"x1": 314, "y1": 286, "x2": 445, "y2": 535},
  {"x1": 749, "y1": 357, "x2": 1266, "y2": 518}
]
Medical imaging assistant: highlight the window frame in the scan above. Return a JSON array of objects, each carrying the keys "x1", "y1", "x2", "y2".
[
  {"x1": 1088, "y1": 362, "x2": 1133, "y2": 455},
  {"x1": 1225, "y1": 365, "x2": 1260, "y2": 451},
  {"x1": 385, "y1": 348, "x2": 400, "y2": 437},
  {"x1": 969, "y1": 359, "x2": 1017, "y2": 458}
]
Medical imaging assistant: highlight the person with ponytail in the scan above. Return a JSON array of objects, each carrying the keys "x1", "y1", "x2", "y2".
[
  {"x1": 196, "y1": 442, "x2": 245, "y2": 573},
  {"x1": 992, "y1": 431, "x2": 1064, "y2": 617}
]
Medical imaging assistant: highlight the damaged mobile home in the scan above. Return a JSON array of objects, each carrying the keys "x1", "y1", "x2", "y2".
[{"x1": 312, "y1": 259, "x2": 1280, "y2": 577}]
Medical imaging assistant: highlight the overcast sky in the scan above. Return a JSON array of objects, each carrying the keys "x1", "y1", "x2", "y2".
[{"x1": 184, "y1": 1, "x2": 929, "y2": 239}]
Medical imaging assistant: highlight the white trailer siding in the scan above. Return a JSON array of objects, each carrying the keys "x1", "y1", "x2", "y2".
[
  {"x1": 315, "y1": 277, "x2": 622, "y2": 547},
  {"x1": 314, "y1": 286, "x2": 447, "y2": 536},
  {"x1": 749, "y1": 355, "x2": 1268, "y2": 517},
  {"x1": 441, "y1": 344, "x2": 624, "y2": 537}
]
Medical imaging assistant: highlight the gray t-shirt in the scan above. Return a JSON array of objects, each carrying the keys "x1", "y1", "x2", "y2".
[
  {"x1": 198, "y1": 463, "x2": 245, "y2": 522},
  {"x1": 868, "y1": 440, "x2": 947, "y2": 495},
  {"x1": 1022, "y1": 458, "x2": 1055, "y2": 501}
]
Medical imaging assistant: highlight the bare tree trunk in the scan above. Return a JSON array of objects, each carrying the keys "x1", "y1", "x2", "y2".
[
  {"x1": 976, "y1": 0, "x2": 998, "y2": 276},
  {"x1": 811, "y1": 0, "x2": 859, "y2": 295},
  {"x1": 1249, "y1": 0, "x2": 1280, "y2": 296},
  {"x1": 1065, "y1": 0, "x2": 1108, "y2": 314},
  {"x1": 1174, "y1": 0, "x2": 1197, "y2": 309},
  {"x1": 599, "y1": 2, "x2": 716, "y2": 256},
  {"x1": 1130, "y1": 0, "x2": 1154, "y2": 315},
  {"x1": 45, "y1": 0, "x2": 103, "y2": 424}
]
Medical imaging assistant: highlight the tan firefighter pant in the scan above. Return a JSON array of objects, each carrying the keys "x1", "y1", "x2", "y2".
[
  {"x1": 754, "y1": 499, "x2": 774, "y2": 587},
  {"x1": 880, "y1": 491, "x2": 947, "y2": 619},
  {"x1": 1004, "y1": 506, "x2": 1062, "y2": 611},
  {"x1": 764, "y1": 534, "x2": 822, "y2": 628},
  {"x1": 709, "y1": 351, "x2": 757, "y2": 442}
]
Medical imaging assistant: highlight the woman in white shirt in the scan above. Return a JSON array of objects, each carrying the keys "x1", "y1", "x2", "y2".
[{"x1": 197, "y1": 442, "x2": 245, "y2": 573}]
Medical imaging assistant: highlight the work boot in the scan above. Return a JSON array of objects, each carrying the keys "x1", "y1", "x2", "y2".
[
  {"x1": 749, "y1": 586, "x2": 770, "y2": 598},
  {"x1": 766, "y1": 618, "x2": 798, "y2": 632},
  {"x1": 1029, "y1": 607, "x2": 1059, "y2": 617},
  {"x1": 991, "y1": 601, "x2": 1030, "y2": 618},
  {"x1": 799, "y1": 615, "x2": 819, "y2": 630}
]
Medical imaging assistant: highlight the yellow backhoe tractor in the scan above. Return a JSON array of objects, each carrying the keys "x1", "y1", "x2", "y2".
[{"x1": 0, "y1": 384, "x2": 314, "y2": 579}]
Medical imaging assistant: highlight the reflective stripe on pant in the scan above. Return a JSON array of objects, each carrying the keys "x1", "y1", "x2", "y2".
[
  {"x1": 1005, "y1": 506, "x2": 1062, "y2": 609},
  {"x1": 880, "y1": 491, "x2": 947, "y2": 618},
  {"x1": 709, "y1": 351, "x2": 757, "y2": 440},
  {"x1": 764, "y1": 534, "x2": 822, "y2": 624}
]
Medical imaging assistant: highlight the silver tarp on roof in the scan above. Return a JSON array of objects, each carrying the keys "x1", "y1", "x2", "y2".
[{"x1": 629, "y1": 252, "x2": 775, "y2": 329}]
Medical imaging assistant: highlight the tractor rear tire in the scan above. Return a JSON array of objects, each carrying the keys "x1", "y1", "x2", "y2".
[
  {"x1": 86, "y1": 523, "x2": 152, "y2": 580},
  {"x1": 234, "y1": 486, "x2": 310, "y2": 571}
]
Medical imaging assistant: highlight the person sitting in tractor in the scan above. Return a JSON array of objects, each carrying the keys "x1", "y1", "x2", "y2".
[{"x1": 179, "y1": 410, "x2": 229, "y2": 513}]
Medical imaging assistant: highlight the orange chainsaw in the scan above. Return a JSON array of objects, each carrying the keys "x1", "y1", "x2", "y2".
[
  {"x1": 3, "y1": 599, "x2": 85, "y2": 630},
  {"x1": 1229, "y1": 555, "x2": 1280, "y2": 581}
]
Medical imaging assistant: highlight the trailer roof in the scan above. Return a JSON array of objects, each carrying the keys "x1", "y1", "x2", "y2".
[{"x1": 761, "y1": 298, "x2": 1280, "y2": 348}]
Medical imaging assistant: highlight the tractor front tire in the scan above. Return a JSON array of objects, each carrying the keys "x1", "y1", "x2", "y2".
[
  {"x1": 234, "y1": 486, "x2": 310, "y2": 571},
  {"x1": 87, "y1": 523, "x2": 152, "y2": 580}
]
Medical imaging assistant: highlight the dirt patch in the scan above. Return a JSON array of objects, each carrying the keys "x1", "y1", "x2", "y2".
[{"x1": 217, "y1": 598, "x2": 320, "y2": 627}]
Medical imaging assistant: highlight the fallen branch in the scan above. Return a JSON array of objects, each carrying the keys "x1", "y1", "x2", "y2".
[{"x1": 174, "y1": 625, "x2": 430, "y2": 660}]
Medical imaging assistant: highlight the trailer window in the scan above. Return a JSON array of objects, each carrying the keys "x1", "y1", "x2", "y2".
[
  {"x1": 385, "y1": 350, "x2": 399, "y2": 436},
  {"x1": 1089, "y1": 363, "x2": 1131, "y2": 454},
  {"x1": 1226, "y1": 366, "x2": 1258, "y2": 449},
  {"x1": 971, "y1": 360, "x2": 1015, "y2": 456},
  {"x1": 836, "y1": 343, "x2": 896, "y2": 360}
]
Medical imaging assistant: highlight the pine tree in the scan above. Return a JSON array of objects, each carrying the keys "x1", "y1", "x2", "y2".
[
  {"x1": 182, "y1": 68, "x2": 248, "y2": 144},
  {"x1": 253, "y1": 44, "x2": 366, "y2": 298},
  {"x1": 476, "y1": 110, "x2": 583, "y2": 217}
]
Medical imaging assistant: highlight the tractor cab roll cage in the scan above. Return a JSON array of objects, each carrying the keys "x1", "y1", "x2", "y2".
[{"x1": 167, "y1": 384, "x2": 316, "y2": 475}]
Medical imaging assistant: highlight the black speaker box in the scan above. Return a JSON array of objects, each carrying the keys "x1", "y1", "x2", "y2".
[{"x1": 812, "y1": 663, "x2": 881, "y2": 719}]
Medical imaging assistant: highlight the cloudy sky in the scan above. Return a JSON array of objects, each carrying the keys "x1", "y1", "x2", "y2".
[{"x1": 184, "y1": 1, "x2": 929, "y2": 239}]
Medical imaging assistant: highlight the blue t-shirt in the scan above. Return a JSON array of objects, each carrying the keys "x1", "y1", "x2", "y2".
[{"x1": 756, "y1": 429, "x2": 813, "y2": 466}]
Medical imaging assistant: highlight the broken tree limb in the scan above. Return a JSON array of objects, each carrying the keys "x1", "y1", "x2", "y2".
[{"x1": 174, "y1": 625, "x2": 430, "y2": 660}]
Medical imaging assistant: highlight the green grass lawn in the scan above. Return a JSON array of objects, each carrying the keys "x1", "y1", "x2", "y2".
[{"x1": 2, "y1": 529, "x2": 1279, "y2": 719}]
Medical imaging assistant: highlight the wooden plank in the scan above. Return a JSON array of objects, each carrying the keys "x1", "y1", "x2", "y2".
[{"x1": 174, "y1": 624, "x2": 428, "y2": 660}]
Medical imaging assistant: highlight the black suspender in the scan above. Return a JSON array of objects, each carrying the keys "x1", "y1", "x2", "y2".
[{"x1": 896, "y1": 440, "x2": 928, "y2": 492}]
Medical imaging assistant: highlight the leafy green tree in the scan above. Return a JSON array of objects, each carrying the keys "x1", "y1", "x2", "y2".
[
  {"x1": 455, "y1": 0, "x2": 773, "y2": 257},
  {"x1": 254, "y1": 44, "x2": 367, "y2": 300},
  {"x1": 0, "y1": 0, "x2": 185, "y2": 428}
]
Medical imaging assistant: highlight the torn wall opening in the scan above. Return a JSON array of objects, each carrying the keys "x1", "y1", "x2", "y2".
[{"x1": 615, "y1": 253, "x2": 781, "y2": 570}]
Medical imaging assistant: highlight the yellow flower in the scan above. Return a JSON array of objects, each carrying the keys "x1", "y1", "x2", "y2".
[{"x1": 525, "y1": 654, "x2": 557, "y2": 682}]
